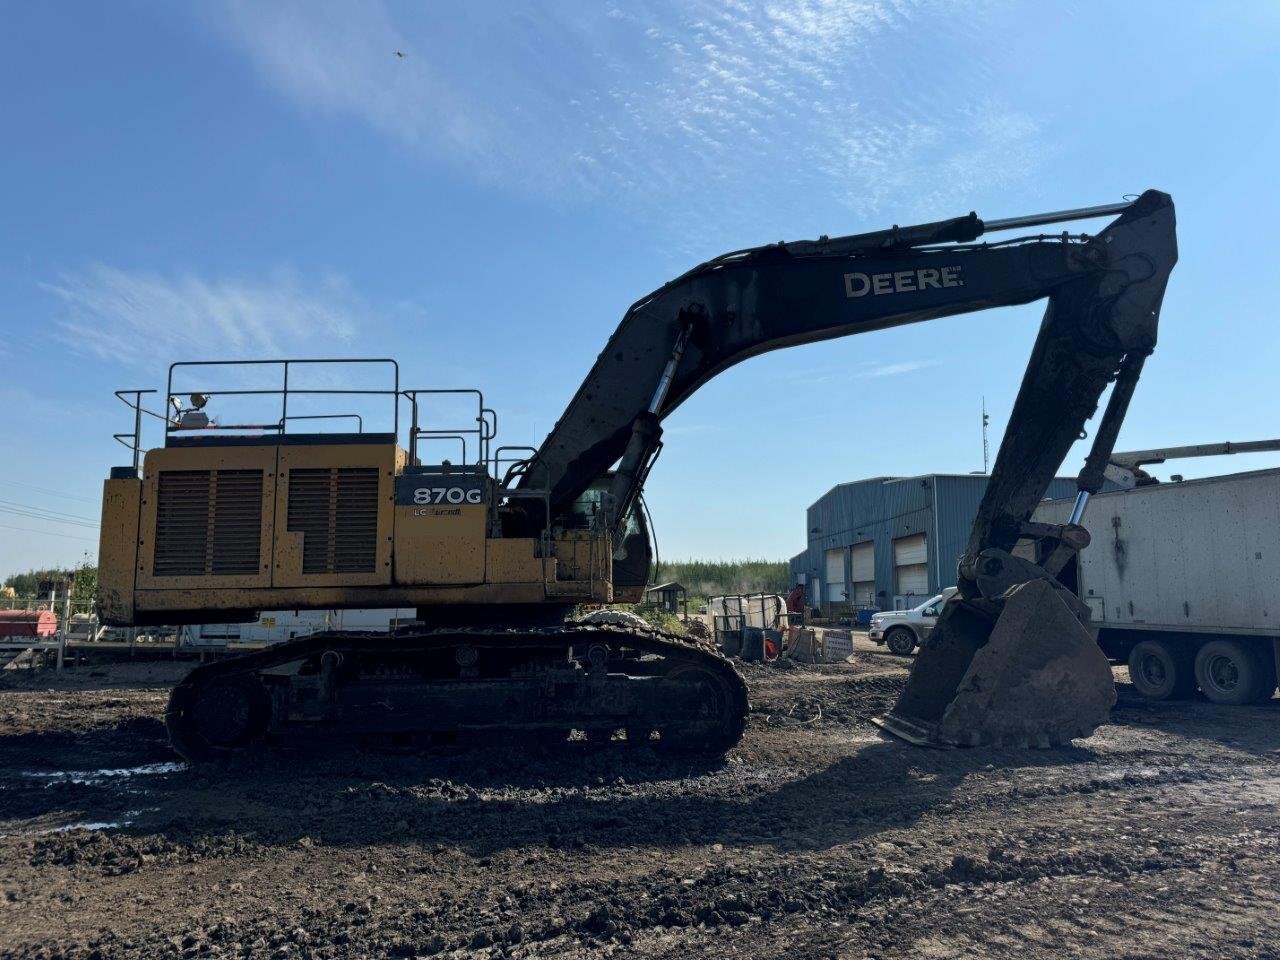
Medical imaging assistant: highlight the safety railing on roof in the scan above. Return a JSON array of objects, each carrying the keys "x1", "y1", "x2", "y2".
[
  {"x1": 114, "y1": 358, "x2": 522, "y2": 481},
  {"x1": 113, "y1": 390, "x2": 162, "y2": 473},
  {"x1": 402, "y1": 388, "x2": 496, "y2": 468},
  {"x1": 165, "y1": 358, "x2": 401, "y2": 437}
]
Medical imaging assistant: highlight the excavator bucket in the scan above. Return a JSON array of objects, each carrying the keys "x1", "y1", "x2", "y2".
[{"x1": 876, "y1": 579, "x2": 1116, "y2": 747}]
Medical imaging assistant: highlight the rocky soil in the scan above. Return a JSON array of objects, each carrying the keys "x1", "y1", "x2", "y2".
[{"x1": 2, "y1": 647, "x2": 1279, "y2": 959}]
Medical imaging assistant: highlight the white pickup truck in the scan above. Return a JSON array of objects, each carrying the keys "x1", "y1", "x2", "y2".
[{"x1": 868, "y1": 588, "x2": 958, "y2": 655}]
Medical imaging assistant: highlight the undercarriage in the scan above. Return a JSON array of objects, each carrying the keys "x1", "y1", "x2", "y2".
[{"x1": 166, "y1": 623, "x2": 748, "y2": 762}]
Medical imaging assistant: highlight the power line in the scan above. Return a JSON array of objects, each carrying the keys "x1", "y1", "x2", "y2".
[
  {"x1": 0, "y1": 509, "x2": 99, "y2": 530},
  {"x1": 0, "y1": 507, "x2": 99, "y2": 530},
  {"x1": 0, "y1": 510, "x2": 98, "y2": 527},
  {"x1": 0, "y1": 479, "x2": 98, "y2": 505},
  {"x1": 0, "y1": 498, "x2": 99, "y2": 524},
  {"x1": 0, "y1": 523, "x2": 97, "y2": 543}
]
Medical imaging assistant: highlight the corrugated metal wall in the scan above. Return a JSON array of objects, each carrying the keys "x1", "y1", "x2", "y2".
[
  {"x1": 790, "y1": 473, "x2": 1085, "y2": 612},
  {"x1": 930, "y1": 475, "x2": 1080, "y2": 602}
]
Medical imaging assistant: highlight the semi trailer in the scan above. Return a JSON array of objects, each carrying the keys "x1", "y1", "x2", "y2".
[{"x1": 1033, "y1": 458, "x2": 1280, "y2": 705}]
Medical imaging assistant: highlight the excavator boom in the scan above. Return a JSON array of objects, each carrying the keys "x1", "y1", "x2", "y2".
[{"x1": 520, "y1": 194, "x2": 1175, "y2": 528}]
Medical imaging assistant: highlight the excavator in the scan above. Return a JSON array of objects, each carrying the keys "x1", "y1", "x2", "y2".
[{"x1": 97, "y1": 190, "x2": 1177, "y2": 760}]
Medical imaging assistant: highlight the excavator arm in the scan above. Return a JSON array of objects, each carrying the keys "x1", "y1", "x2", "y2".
[{"x1": 520, "y1": 189, "x2": 1177, "y2": 747}]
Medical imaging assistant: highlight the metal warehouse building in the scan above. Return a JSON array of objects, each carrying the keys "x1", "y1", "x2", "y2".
[{"x1": 789, "y1": 473, "x2": 1084, "y2": 615}]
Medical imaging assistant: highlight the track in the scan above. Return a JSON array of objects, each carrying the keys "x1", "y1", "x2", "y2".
[{"x1": 165, "y1": 623, "x2": 748, "y2": 762}]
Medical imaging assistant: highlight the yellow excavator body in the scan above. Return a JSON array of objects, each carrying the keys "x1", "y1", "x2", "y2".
[{"x1": 98, "y1": 438, "x2": 618, "y2": 628}]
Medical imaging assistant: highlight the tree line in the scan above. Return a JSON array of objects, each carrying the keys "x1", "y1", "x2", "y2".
[
  {"x1": 2, "y1": 563, "x2": 98, "y2": 601},
  {"x1": 650, "y1": 559, "x2": 791, "y2": 599}
]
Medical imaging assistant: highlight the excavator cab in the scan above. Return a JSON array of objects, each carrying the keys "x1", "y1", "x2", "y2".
[{"x1": 559, "y1": 479, "x2": 653, "y2": 603}]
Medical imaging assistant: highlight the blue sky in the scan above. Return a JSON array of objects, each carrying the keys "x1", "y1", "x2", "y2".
[{"x1": 2, "y1": 1, "x2": 1278, "y2": 578}]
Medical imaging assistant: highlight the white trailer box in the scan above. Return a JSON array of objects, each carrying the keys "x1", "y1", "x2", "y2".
[{"x1": 1033, "y1": 468, "x2": 1280, "y2": 705}]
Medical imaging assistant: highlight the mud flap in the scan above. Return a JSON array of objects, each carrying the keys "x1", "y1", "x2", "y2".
[{"x1": 877, "y1": 579, "x2": 1116, "y2": 747}]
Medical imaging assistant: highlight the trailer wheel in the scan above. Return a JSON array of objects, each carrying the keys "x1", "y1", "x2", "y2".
[
  {"x1": 1195, "y1": 640, "x2": 1266, "y2": 706},
  {"x1": 1127, "y1": 640, "x2": 1195, "y2": 701}
]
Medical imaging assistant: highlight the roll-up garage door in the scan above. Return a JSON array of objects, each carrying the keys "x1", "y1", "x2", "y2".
[
  {"x1": 851, "y1": 541, "x2": 875, "y2": 606},
  {"x1": 893, "y1": 533, "x2": 929, "y2": 598},
  {"x1": 824, "y1": 548, "x2": 845, "y2": 602}
]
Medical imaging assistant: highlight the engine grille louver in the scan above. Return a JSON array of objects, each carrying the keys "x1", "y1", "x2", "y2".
[
  {"x1": 286, "y1": 467, "x2": 379, "y2": 574},
  {"x1": 153, "y1": 470, "x2": 263, "y2": 577}
]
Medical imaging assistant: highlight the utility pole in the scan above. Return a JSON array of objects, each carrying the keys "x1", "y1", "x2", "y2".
[
  {"x1": 981, "y1": 397, "x2": 990, "y2": 474},
  {"x1": 58, "y1": 584, "x2": 69, "y2": 673}
]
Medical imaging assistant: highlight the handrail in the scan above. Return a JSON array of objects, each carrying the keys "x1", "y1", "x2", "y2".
[
  {"x1": 415, "y1": 432, "x2": 468, "y2": 464},
  {"x1": 166, "y1": 358, "x2": 400, "y2": 440},
  {"x1": 121, "y1": 361, "x2": 508, "y2": 477},
  {"x1": 480, "y1": 408, "x2": 497, "y2": 468},
  {"x1": 113, "y1": 390, "x2": 159, "y2": 473},
  {"x1": 494, "y1": 446, "x2": 540, "y2": 487},
  {"x1": 402, "y1": 388, "x2": 487, "y2": 467}
]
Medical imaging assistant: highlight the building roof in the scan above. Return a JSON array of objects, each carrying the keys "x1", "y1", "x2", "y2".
[
  {"x1": 806, "y1": 472, "x2": 1081, "y2": 511},
  {"x1": 814, "y1": 476, "x2": 899, "y2": 503},
  {"x1": 645, "y1": 581, "x2": 685, "y2": 592}
]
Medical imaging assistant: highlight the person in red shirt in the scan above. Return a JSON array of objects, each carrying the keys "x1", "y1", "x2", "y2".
[{"x1": 786, "y1": 583, "x2": 806, "y2": 621}]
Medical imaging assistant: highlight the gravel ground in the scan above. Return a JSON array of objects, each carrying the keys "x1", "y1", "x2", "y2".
[{"x1": 1, "y1": 645, "x2": 1279, "y2": 959}]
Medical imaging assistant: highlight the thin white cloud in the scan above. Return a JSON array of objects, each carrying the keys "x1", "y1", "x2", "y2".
[
  {"x1": 825, "y1": 103, "x2": 1043, "y2": 215},
  {"x1": 771, "y1": 364, "x2": 841, "y2": 386},
  {"x1": 771, "y1": 357, "x2": 941, "y2": 385},
  {"x1": 855, "y1": 359, "x2": 942, "y2": 378},
  {"x1": 41, "y1": 265, "x2": 360, "y2": 367},
  {"x1": 209, "y1": 0, "x2": 1044, "y2": 225}
]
